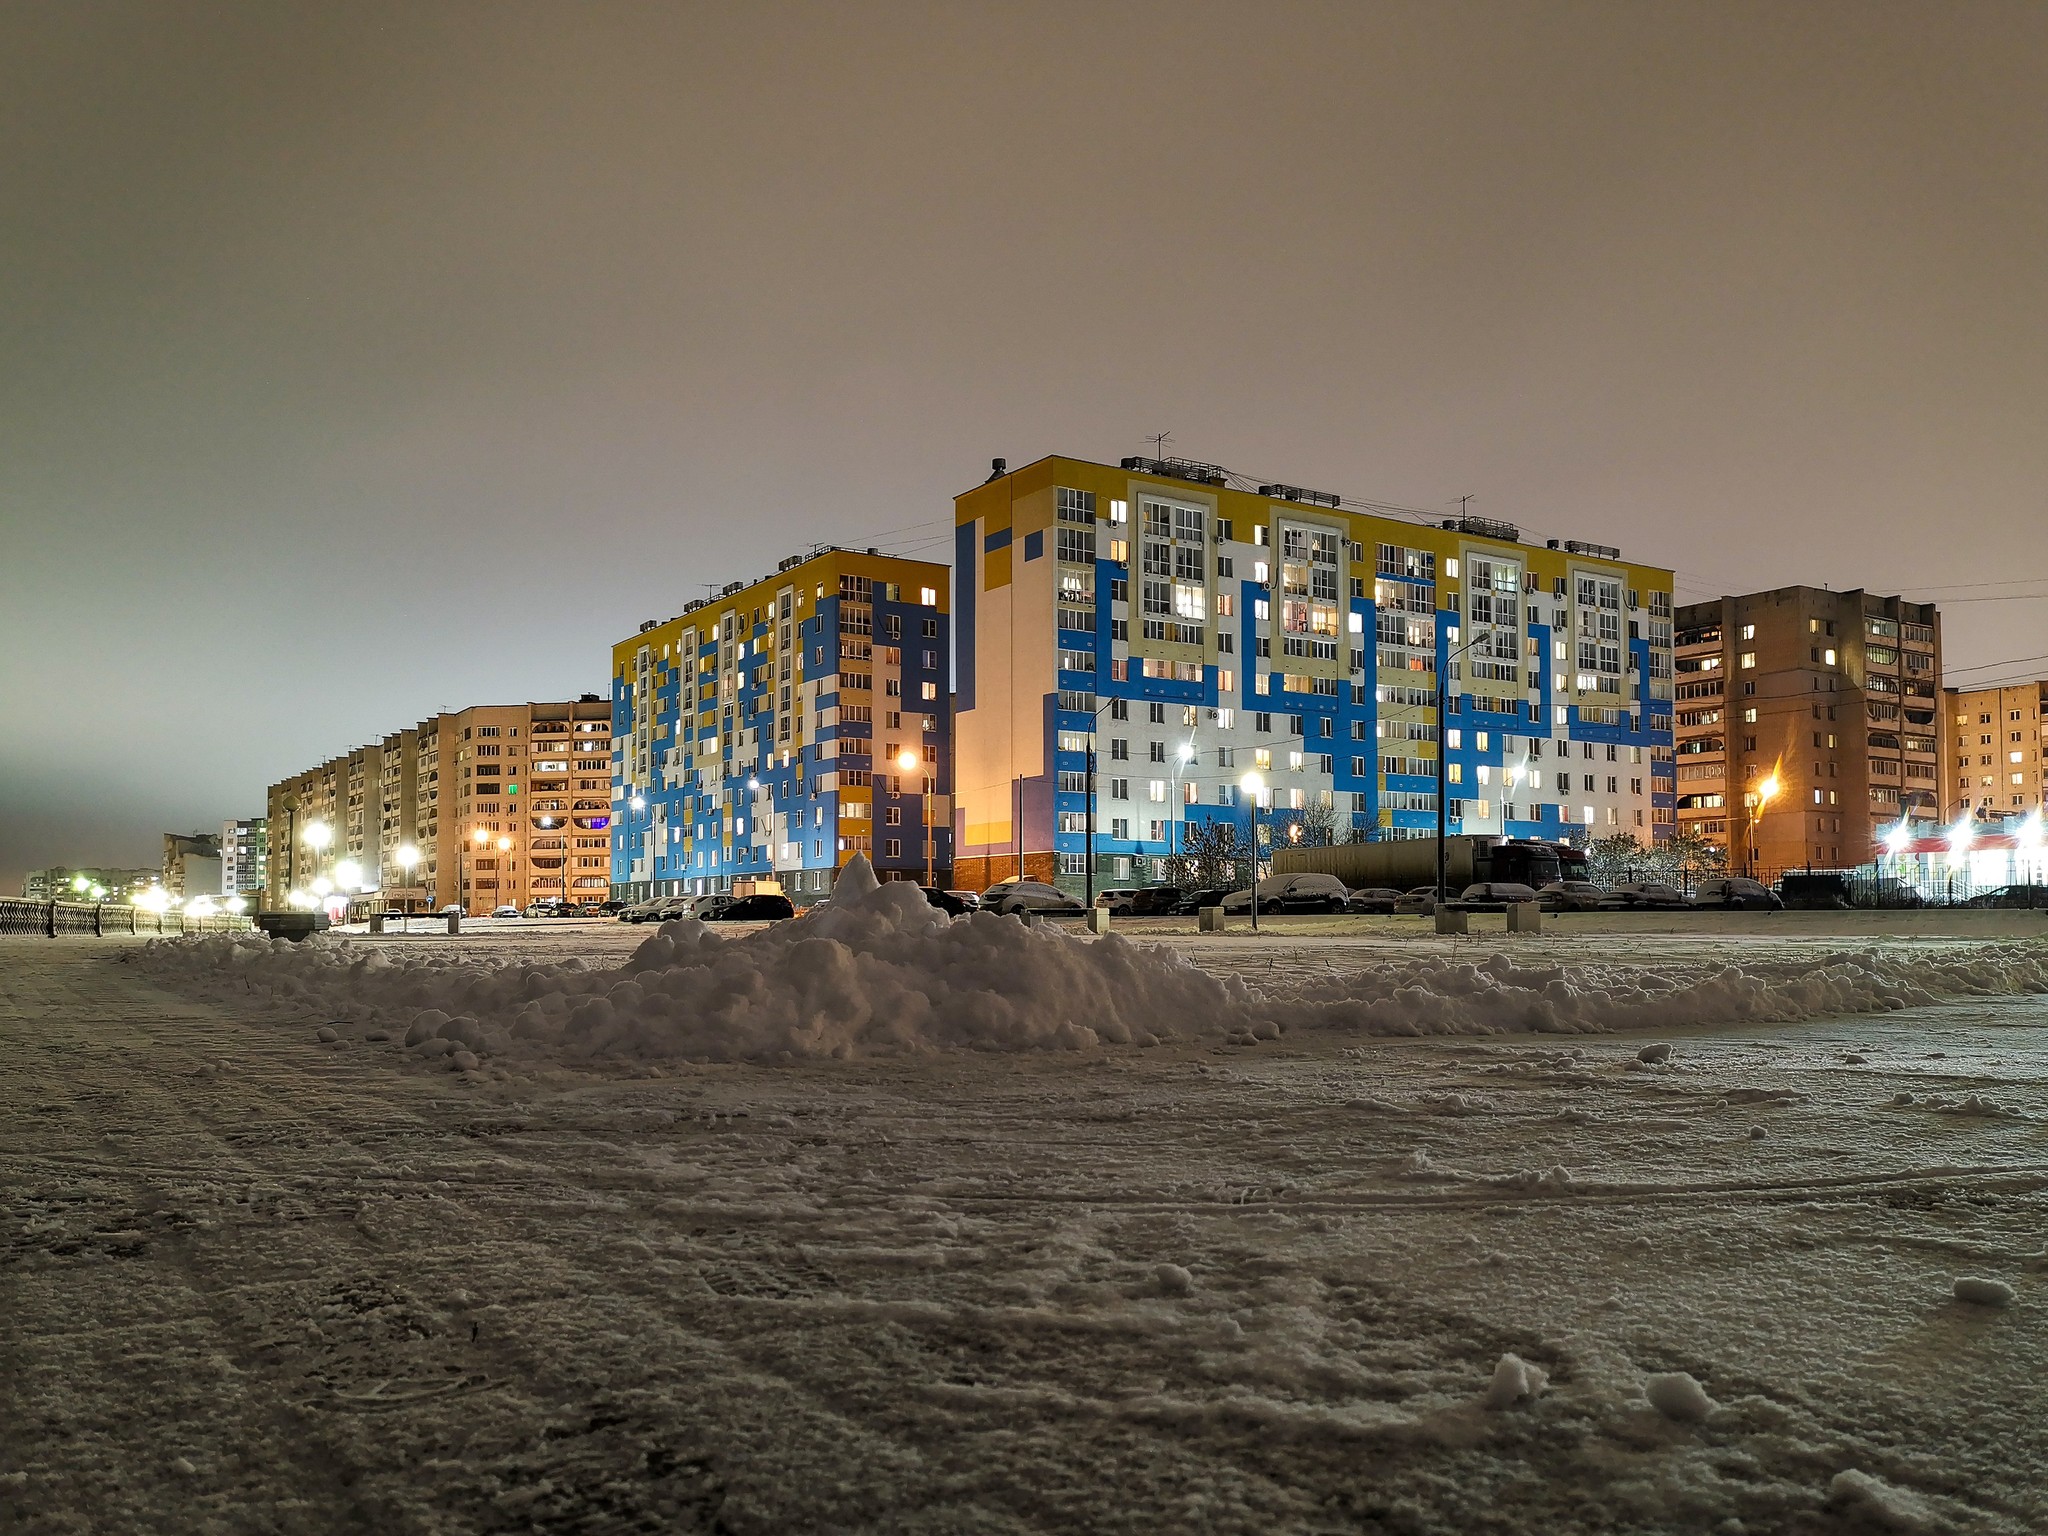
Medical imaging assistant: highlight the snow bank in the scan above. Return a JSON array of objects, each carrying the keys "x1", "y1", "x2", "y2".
[
  {"x1": 130, "y1": 858, "x2": 1251, "y2": 1062},
  {"x1": 128, "y1": 887, "x2": 2048, "y2": 1067},
  {"x1": 1267, "y1": 945, "x2": 2048, "y2": 1038}
]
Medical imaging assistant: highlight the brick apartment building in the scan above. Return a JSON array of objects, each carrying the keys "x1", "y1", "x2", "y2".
[
  {"x1": 1672, "y1": 587, "x2": 1940, "y2": 876},
  {"x1": 1942, "y1": 679, "x2": 2047, "y2": 823}
]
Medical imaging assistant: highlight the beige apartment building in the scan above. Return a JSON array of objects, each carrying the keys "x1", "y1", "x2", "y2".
[
  {"x1": 1671, "y1": 587, "x2": 1940, "y2": 876},
  {"x1": 266, "y1": 695, "x2": 612, "y2": 914},
  {"x1": 1943, "y1": 680, "x2": 2047, "y2": 822}
]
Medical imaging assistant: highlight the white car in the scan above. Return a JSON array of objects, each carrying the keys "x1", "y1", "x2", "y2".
[
  {"x1": 1219, "y1": 872, "x2": 1350, "y2": 915},
  {"x1": 1445, "y1": 882, "x2": 1541, "y2": 911},
  {"x1": 979, "y1": 880, "x2": 1085, "y2": 916}
]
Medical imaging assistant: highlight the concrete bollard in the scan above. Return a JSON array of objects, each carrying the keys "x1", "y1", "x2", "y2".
[
  {"x1": 1506, "y1": 902, "x2": 1542, "y2": 934},
  {"x1": 1198, "y1": 906, "x2": 1225, "y2": 932},
  {"x1": 1434, "y1": 907, "x2": 1468, "y2": 935},
  {"x1": 368, "y1": 914, "x2": 386, "y2": 935},
  {"x1": 446, "y1": 911, "x2": 461, "y2": 935},
  {"x1": 1086, "y1": 907, "x2": 1110, "y2": 935}
]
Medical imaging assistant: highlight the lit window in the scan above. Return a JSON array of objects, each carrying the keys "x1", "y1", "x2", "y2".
[
  {"x1": 919, "y1": 586, "x2": 937, "y2": 606},
  {"x1": 1744, "y1": 708, "x2": 1757, "y2": 723},
  {"x1": 1446, "y1": 558, "x2": 1460, "y2": 578},
  {"x1": 1739, "y1": 652, "x2": 1757, "y2": 669},
  {"x1": 1823, "y1": 648, "x2": 1837, "y2": 666},
  {"x1": 1741, "y1": 624, "x2": 1755, "y2": 640}
]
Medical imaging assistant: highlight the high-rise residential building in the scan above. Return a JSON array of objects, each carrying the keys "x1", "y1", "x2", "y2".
[
  {"x1": 1942, "y1": 680, "x2": 2047, "y2": 822},
  {"x1": 220, "y1": 819, "x2": 268, "y2": 901},
  {"x1": 161, "y1": 832, "x2": 222, "y2": 899},
  {"x1": 951, "y1": 455, "x2": 1676, "y2": 893},
  {"x1": 1671, "y1": 588, "x2": 1941, "y2": 875},
  {"x1": 609, "y1": 547, "x2": 951, "y2": 903},
  {"x1": 22, "y1": 867, "x2": 157, "y2": 902},
  {"x1": 265, "y1": 695, "x2": 612, "y2": 914}
]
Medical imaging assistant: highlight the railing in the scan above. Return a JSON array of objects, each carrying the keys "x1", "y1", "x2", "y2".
[{"x1": 0, "y1": 900, "x2": 256, "y2": 938}]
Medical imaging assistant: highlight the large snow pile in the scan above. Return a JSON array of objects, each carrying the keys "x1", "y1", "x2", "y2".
[
  {"x1": 131, "y1": 858, "x2": 1251, "y2": 1061},
  {"x1": 129, "y1": 871, "x2": 2048, "y2": 1065},
  {"x1": 1270, "y1": 945, "x2": 2048, "y2": 1037}
]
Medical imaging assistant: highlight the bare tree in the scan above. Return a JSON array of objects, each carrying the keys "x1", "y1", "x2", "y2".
[{"x1": 1297, "y1": 795, "x2": 1338, "y2": 847}]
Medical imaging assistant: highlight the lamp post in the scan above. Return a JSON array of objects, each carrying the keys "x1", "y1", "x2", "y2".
[
  {"x1": 1169, "y1": 739, "x2": 1196, "y2": 879},
  {"x1": 1081, "y1": 697, "x2": 1124, "y2": 910},
  {"x1": 302, "y1": 819, "x2": 332, "y2": 898},
  {"x1": 1239, "y1": 769, "x2": 1266, "y2": 930},
  {"x1": 1746, "y1": 772, "x2": 1780, "y2": 878},
  {"x1": 1434, "y1": 630, "x2": 1493, "y2": 908},
  {"x1": 464, "y1": 826, "x2": 489, "y2": 916},
  {"x1": 746, "y1": 774, "x2": 768, "y2": 887},
  {"x1": 395, "y1": 843, "x2": 419, "y2": 931},
  {"x1": 898, "y1": 749, "x2": 934, "y2": 887}
]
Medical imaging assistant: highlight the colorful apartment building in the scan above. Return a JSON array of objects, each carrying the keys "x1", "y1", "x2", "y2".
[
  {"x1": 951, "y1": 455, "x2": 1676, "y2": 892},
  {"x1": 1671, "y1": 588, "x2": 1941, "y2": 875},
  {"x1": 608, "y1": 547, "x2": 951, "y2": 902},
  {"x1": 1943, "y1": 679, "x2": 2047, "y2": 823}
]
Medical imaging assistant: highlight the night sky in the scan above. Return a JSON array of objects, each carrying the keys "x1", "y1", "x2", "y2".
[{"x1": 4, "y1": 1, "x2": 2045, "y2": 893}]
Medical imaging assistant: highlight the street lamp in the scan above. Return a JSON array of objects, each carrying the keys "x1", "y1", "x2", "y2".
[
  {"x1": 1433, "y1": 629, "x2": 1496, "y2": 908},
  {"x1": 1747, "y1": 772, "x2": 1780, "y2": 878},
  {"x1": 395, "y1": 844, "x2": 420, "y2": 930},
  {"x1": 1239, "y1": 770, "x2": 1266, "y2": 930},
  {"x1": 1170, "y1": 740, "x2": 1196, "y2": 874},
  {"x1": 897, "y1": 748, "x2": 934, "y2": 887}
]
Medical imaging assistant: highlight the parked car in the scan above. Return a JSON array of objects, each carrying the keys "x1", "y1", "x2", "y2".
[
  {"x1": 980, "y1": 880, "x2": 1085, "y2": 916},
  {"x1": 920, "y1": 887, "x2": 971, "y2": 916},
  {"x1": 691, "y1": 894, "x2": 735, "y2": 922},
  {"x1": 944, "y1": 889, "x2": 983, "y2": 912},
  {"x1": 1094, "y1": 887, "x2": 1139, "y2": 912},
  {"x1": 1535, "y1": 879, "x2": 1605, "y2": 912},
  {"x1": 702, "y1": 892, "x2": 794, "y2": 922},
  {"x1": 1220, "y1": 872, "x2": 1350, "y2": 915},
  {"x1": 1445, "y1": 881, "x2": 1542, "y2": 912},
  {"x1": 1960, "y1": 883, "x2": 2048, "y2": 909},
  {"x1": 1393, "y1": 886, "x2": 1442, "y2": 915},
  {"x1": 1172, "y1": 885, "x2": 1235, "y2": 916},
  {"x1": 1099, "y1": 886, "x2": 1180, "y2": 916},
  {"x1": 1692, "y1": 877, "x2": 1782, "y2": 911},
  {"x1": 1344, "y1": 886, "x2": 1404, "y2": 914},
  {"x1": 1599, "y1": 882, "x2": 1692, "y2": 910},
  {"x1": 592, "y1": 900, "x2": 628, "y2": 915},
  {"x1": 490, "y1": 904, "x2": 521, "y2": 918},
  {"x1": 1126, "y1": 886, "x2": 1184, "y2": 917},
  {"x1": 1778, "y1": 872, "x2": 1852, "y2": 910},
  {"x1": 621, "y1": 895, "x2": 690, "y2": 923}
]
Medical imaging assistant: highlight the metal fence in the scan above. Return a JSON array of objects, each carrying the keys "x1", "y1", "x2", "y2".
[{"x1": 0, "y1": 899, "x2": 257, "y2": 938}]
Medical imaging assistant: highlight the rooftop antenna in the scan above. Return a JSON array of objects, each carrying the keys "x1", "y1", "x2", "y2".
[
  {"x1": 1457, "y1": 494, "x2": 1475, "y2": 518},
  {"x1": 1147, "y1": 430, "x2": 1174, "y2": 461}
]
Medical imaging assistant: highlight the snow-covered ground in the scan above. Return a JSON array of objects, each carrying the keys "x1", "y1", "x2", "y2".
[{"x1": 5, "y1": 890, "x2": 2047, "y2": 1532}]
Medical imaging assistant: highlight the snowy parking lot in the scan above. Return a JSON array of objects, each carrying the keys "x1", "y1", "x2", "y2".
[{"x1": 5, "y1": 887, "x2": 2047, "y2": 1533}]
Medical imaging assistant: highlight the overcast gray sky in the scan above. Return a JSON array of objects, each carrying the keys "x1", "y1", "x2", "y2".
[{"x1": 4, "y1": 1, "x2": 2045, "y2": 892}]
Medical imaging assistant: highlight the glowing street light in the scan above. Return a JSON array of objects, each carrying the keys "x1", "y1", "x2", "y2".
[
  {"x1": 897, "y1": 748, "x2": 934, "y2": 886},
  {"x1": 1745, "y1": 771, "x2": 1781, "y2": 877},
  {"x1": 1239, "y1": 770, "x2": 1267, "y2": 931},
  {"x1": 629, "y1": 794, "x2": 646, "y2": 811},
  {"x1": 1947, "y1": 815, "x2": 1975, "y2": 866},
  {"x1": 333, "y1": 858, "x2": 363, "y2": 891},
  {"x1": 303, "y1": 821, "x2": 333, "y2": 851}
]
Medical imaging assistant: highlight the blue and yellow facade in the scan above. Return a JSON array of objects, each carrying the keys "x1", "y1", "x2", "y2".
[
  {"x1": 953, "y1": 455, "x2": 1677, "y2": 893},
  {"x1": 608, "y1": 548, "x2": 950, "y2": 902}
]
